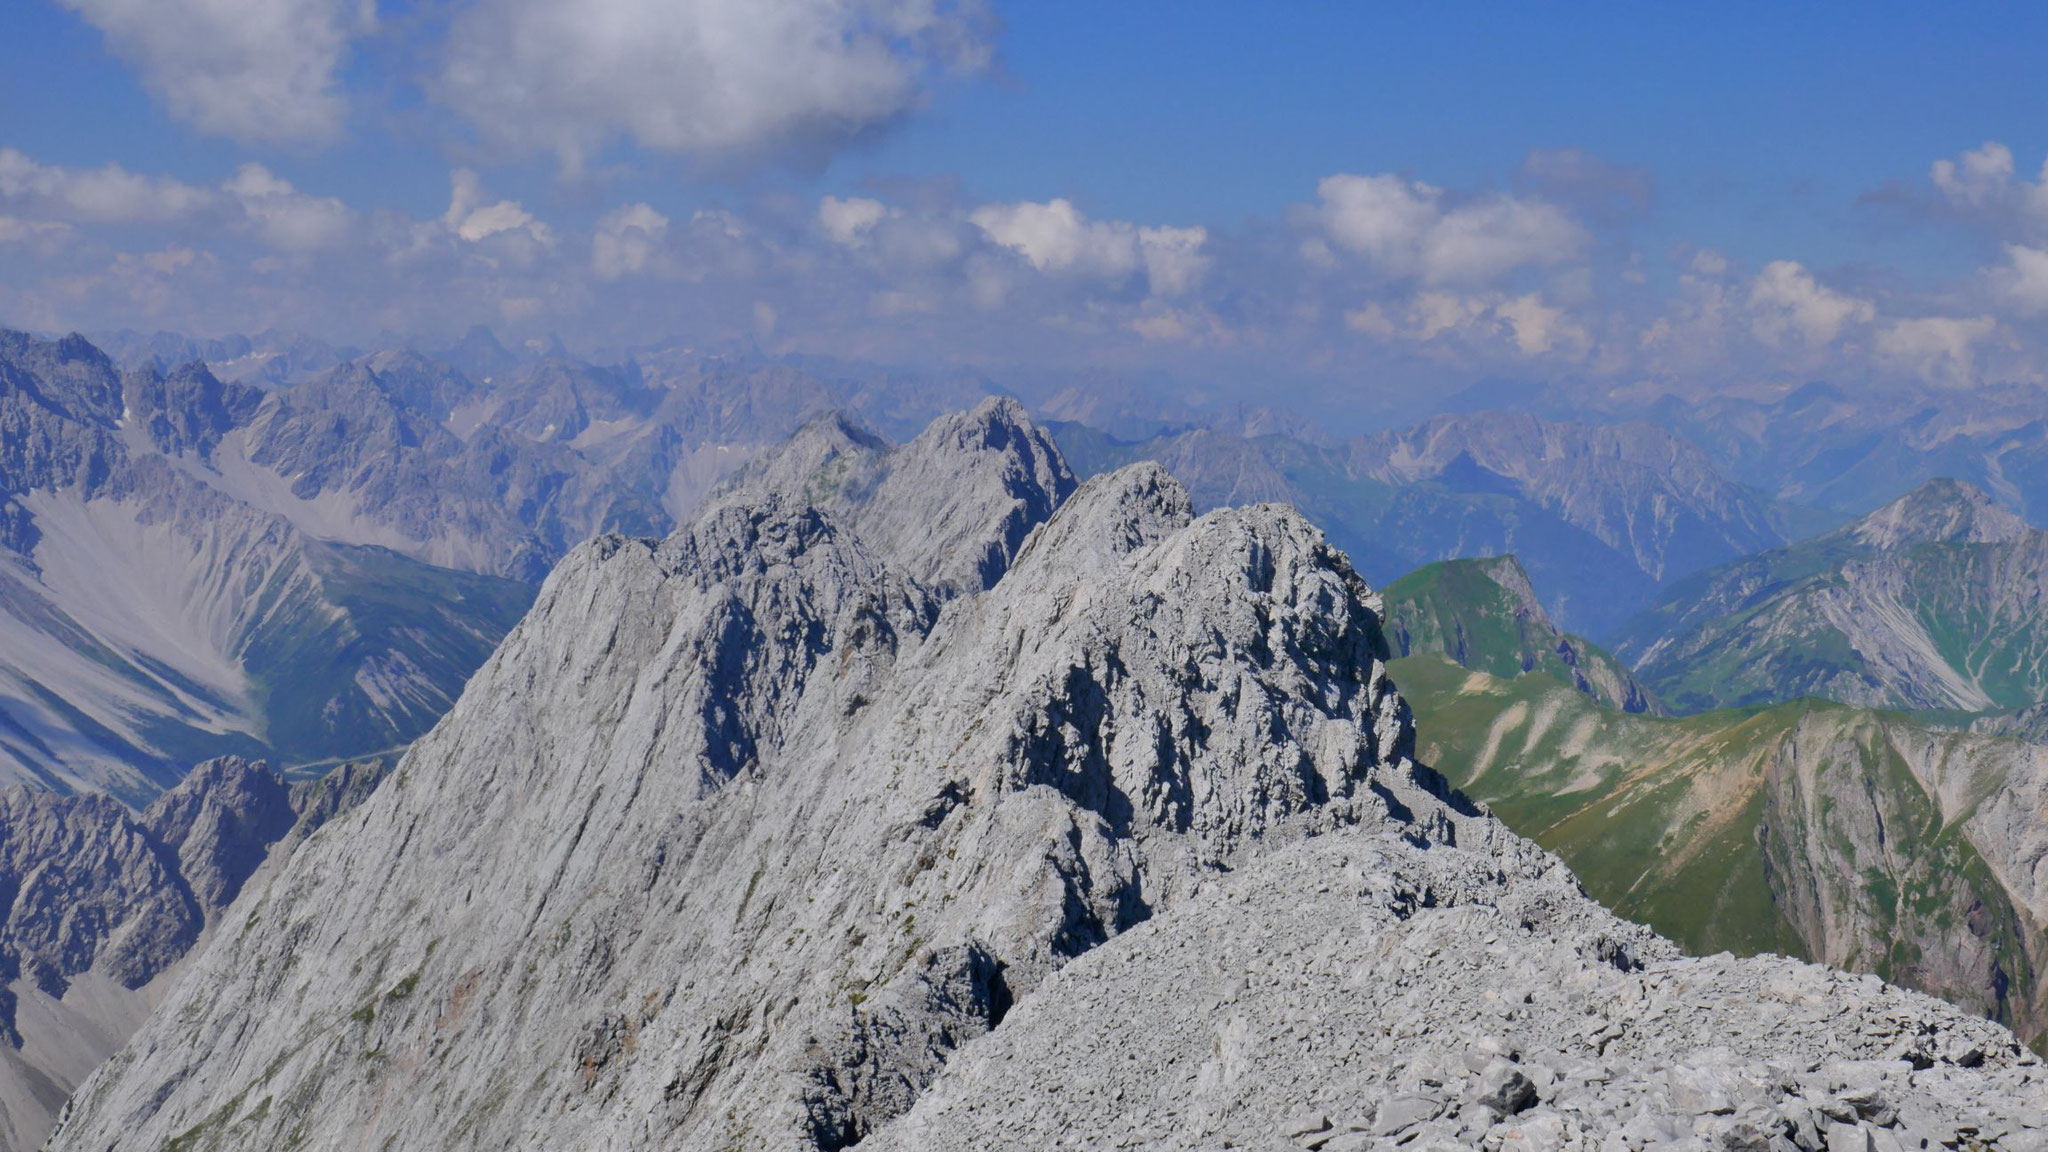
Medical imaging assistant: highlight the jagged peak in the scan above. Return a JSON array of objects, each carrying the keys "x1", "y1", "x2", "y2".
[
  {"x1": 1009, "y1": 462, "x2": 1194, "y2": 581},
  {"x1": 1847, "y1": 477, "x2": 2031, "y2": 548}
]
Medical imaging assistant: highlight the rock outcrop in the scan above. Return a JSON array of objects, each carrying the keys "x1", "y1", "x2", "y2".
[{"x1": 45, "y1": 412, "x2": 2048, "y2": 1151}]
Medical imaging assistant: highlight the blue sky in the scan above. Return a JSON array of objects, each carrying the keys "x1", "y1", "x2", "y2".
[{"x1": 2, "y1": 0, "x2": 2046, "y2": 398}]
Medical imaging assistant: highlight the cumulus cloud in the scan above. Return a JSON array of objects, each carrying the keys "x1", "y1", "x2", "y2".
[
  {"x1": 1313, "y1": 173, "x2": 1586, "y2": 284},
  {"x1": 1346, "y1": 290, "x2": 1589, "y2": 359},
  {"x1": 438, "y1": 0, "x2": 995, "y2": 170},
  {"x1": 0, "y1": 150, "x2": 356, "y2": 253},
  {"x1": 592, "y1": 203, "x2": 670, "y2": 279},
  {"x1": 1930, "y1": 142, "x2": 2048, "y2": 221},
  {"x1": 970, "y1": 199, "x2": 1209, "y2": 296},
  {"x1": 224, "y1": 164, "x2": 354, "y2": 251},
  {"x1": 818, "y1": 196, "x2": 890, "y2": 246},
  {"x1": 1992, "y1": 245, "x2": 2048, "y2": 316},
  {"x1": 443, "y1": 170, "x2": 551, "y2": 245},
  {"x1": 55, "y1": 0, "x2": 370, "y2": 143},
  {"x1": 1746, "y1": 260, "x2": 1874, "y2": 347},
  {"x1": 0, "y1": 148, "x2": 212, "y2": 224},
  {"x1": 1876, "y1": 315, "x2": 1998, "y2": 385}
]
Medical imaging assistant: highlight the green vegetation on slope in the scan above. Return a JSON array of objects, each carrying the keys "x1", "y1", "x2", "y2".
[
  {"x1": 1393, "y1": 651, "x2": 2044, "y2": 1044},
  {"x1": 1381, "y1": 556, "x2": 1655, "y2": 714},
  {"x1": 1616, "y1": 478, "x2": 2048, "y2": 715}
]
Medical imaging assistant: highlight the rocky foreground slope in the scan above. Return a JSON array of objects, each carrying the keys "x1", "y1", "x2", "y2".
[{"x1": 48, "y1": 408, "x2": 2047, "y2": 1151}]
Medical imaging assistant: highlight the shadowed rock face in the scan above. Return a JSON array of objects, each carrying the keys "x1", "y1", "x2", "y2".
[
  {"x1": 0, "y1": 756, "x2": 388, "y2": 1152},
  {"x1": 45, "y1": 409, "x2": 2048, "y2": 1152}
]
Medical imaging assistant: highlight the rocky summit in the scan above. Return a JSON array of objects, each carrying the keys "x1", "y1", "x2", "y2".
[{"x1": 46, "y1": 408, "x2": 2048, "y2": 1151}]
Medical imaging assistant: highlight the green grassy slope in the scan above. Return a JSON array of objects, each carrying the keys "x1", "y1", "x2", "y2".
[{"x1": 1393, "y1": 651, "x2": 2044, "y2": 1043}]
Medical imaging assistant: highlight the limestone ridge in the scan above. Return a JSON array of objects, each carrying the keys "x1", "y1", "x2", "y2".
[
  {"x1": 48, "y1": 420, "x2": 1472, "y2": 1149},
  {"x1": 712, "y1": 395, "x2": 1077, "y2": 595},
  {"x1": 48, "y1": 411, "x2": 2047, "y2": 1151},
  {"x1": 0, "y1": 756, "x2": 388, "y2": 1152}
]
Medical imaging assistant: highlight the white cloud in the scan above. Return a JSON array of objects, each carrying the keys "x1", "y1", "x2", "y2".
[
  {"x1": 443, "y1": 170, "x2": 552, "y2": 245},
  {"x1": 438, "y1": 0, "x2": 995, "y2": 170},
  {"x1": 1313, "y1": 173, "x2": 1586, "y2": 284},
  {"x1": 818, "y1": 196, "x2": 890, "y2": 246},
  {"x1": 1993, "y1": 244, "x2": 2048, "y2": 315},
  {"x1": 592, "y1": 203, "x2": 670, "y2": 280},
  {"x1": 224, "y1": 164, "x2": 354, "y2": 251},
  {"x1": 1931, "y1": 142, "x2": 2048, "y2": 220},
  {"x1": 1347, "y1": 290, "x2": 1588, "y2": 359},
  {"x1": 1746, "y1": 260, "x2": 1874, "y2": 347},
  {"x1": 0, "y1": 148, "x2": 212, "y2": 224},
  {"x1": 1137, "y1": 226, "x2": 1210, "y2": 298},
  {"x1": 970, "y1": 198, "x2": 1209, "y2": 296},
  {"x1": 55, "y1": 0, "x2": 370, "y2": 143},
  {"x1": 1876, "y1": 315, "x2": 1997, "y2": 385}
]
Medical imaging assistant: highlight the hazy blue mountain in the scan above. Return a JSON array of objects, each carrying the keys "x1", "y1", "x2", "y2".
[
  {"x1": 1051, "y1": 408, "x2": 1807, "y2": 637},
  {"x1": 0, "y1": 332, "x2": 531, "y2": 799}
]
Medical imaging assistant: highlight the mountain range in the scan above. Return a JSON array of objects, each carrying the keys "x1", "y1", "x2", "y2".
[
  {"x1": 1619, "y1": 477, "x2": 2048, "y2": 715},
  {"x1": 1051, "y1": 408, "x2": 1817, "y2": 637},
  {"x1": 42, "y1": 404, "x2": 2046, "y2": 1151}
]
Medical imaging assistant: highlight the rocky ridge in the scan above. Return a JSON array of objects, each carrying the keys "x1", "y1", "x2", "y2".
[{"x1": 46, "y1": 409, "x2": 2047, "y2": 1151}]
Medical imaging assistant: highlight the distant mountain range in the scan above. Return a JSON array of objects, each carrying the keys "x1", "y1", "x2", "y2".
[
  {"x1": 0, "y1": 328, "x2": 998, "y2": 796},
  {"x1": 1618, "y1": 477, "x2": 2048, "y2": 715},
  {"x1": 0, "y1": 334, "x2": 531, "y2": 799},
  {"x1": 1051, "y1": 409, "x2": 1820, "y2": 637},
  {"x1": 1389, "y1": 556, "x2": 2048, "y2": 1046}
]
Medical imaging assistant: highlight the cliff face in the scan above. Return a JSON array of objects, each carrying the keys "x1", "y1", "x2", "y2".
[
  {"x1": 0, "y1": 756, "x2": 387, "y2": 1152},
  {"x1": 46, "y1": 410, "x2": 2048, "y2": 1152}
]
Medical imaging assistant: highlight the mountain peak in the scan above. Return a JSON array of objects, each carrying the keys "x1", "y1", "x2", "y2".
[{"x1": 1847, "y1": 477, "x2": 2031, "y2": 548}]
